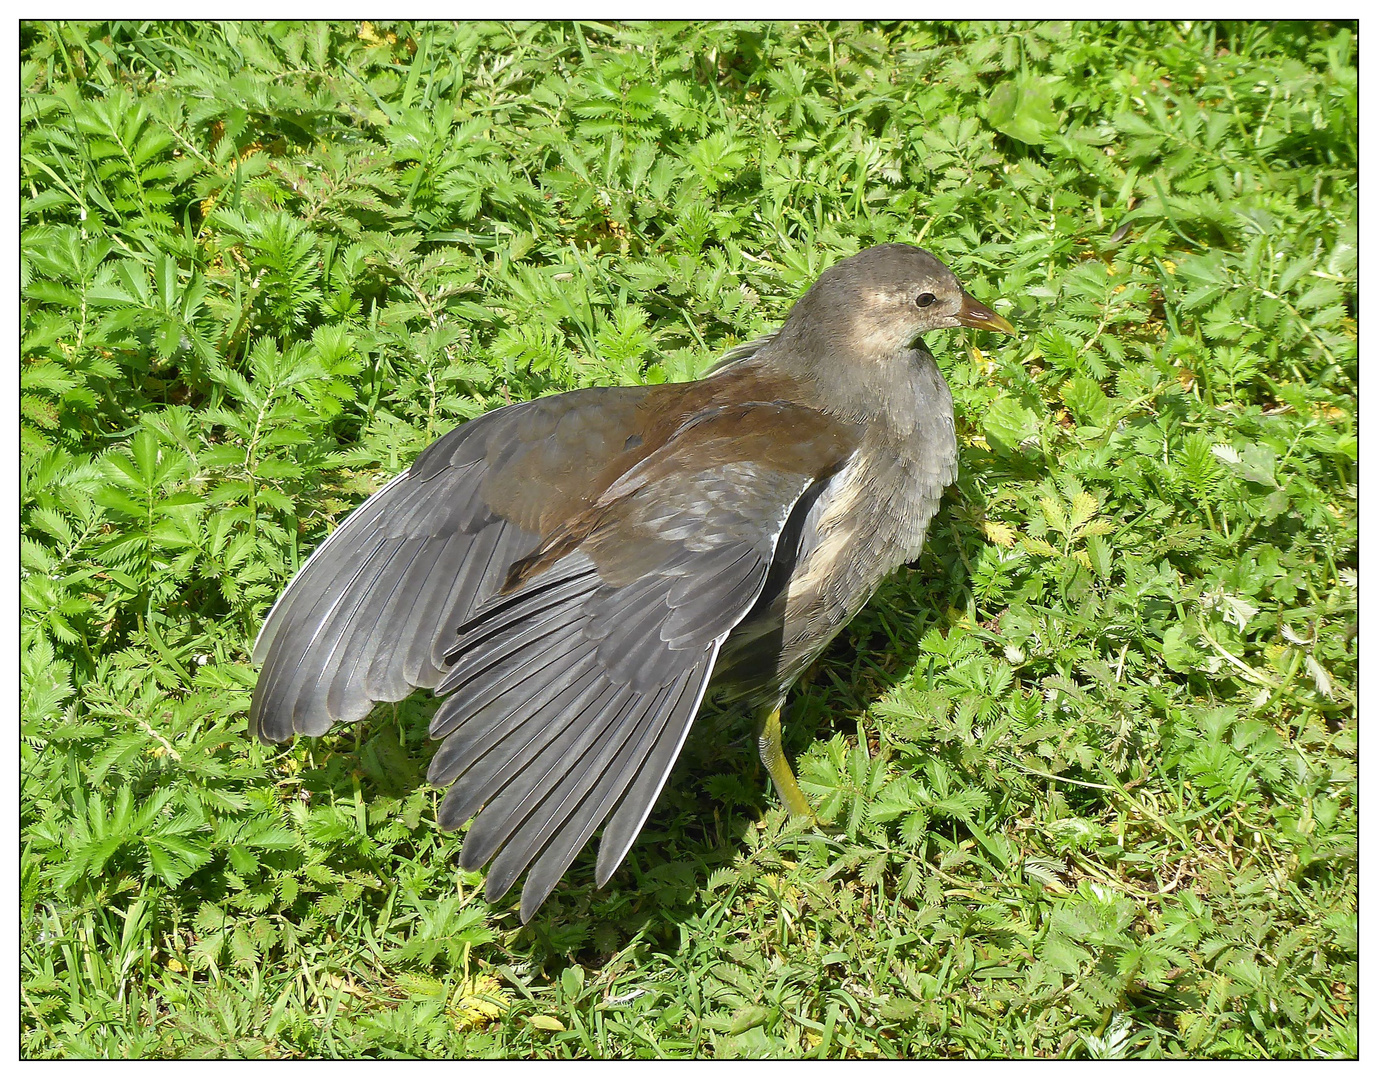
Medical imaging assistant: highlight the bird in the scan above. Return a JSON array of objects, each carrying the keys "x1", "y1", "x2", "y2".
[{"x1": 249, "y1": 242, "x2": 1016, "y2": 922}]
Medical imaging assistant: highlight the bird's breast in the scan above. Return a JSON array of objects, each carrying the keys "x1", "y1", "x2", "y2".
[
  {"x1": 786, "y1": 441, "x2": 942, "y2": 615},
  {"x1": 712, "y1": 354, "x2": 957, "y2": 701}
]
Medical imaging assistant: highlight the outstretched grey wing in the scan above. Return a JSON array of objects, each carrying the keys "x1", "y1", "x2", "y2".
[{"x1": 421, "y1": 402, "x2": 858, "y2": 920}]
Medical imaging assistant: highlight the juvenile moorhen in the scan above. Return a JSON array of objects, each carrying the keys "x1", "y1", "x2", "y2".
[{"x1": 250, "y1": 243, "x2": 1016, "y2": 921}]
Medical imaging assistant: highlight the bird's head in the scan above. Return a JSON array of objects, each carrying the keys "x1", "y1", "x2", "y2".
[
  {"x1": 754, "y1": 243, "x2": 1016, "y2": 419},
  {"x1": 729, "y1": 243, "x2": 1018, "y2": 424},
  {"x1": 785, "y1": 243, "x2": 1016, "y2": 356}
]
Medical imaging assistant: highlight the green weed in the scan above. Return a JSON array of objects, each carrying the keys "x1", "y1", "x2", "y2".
[{"x1": 21, "y1": 20, "x2": 1355, "y2": 1058}]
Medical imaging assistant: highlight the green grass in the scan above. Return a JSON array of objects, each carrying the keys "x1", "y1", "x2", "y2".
[{"x1": 20, "y1": 20, "x2": 1356, "y2": 1059}]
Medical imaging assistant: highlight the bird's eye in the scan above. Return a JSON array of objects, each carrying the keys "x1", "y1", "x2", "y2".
[{"x1": 915, "y1": 292, "x2": 937, "y2": 308}]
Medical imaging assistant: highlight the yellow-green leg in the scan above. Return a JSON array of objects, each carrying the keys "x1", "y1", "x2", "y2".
[{"x1": 755, "y1": 705, "x2": 813, "y2": 818}]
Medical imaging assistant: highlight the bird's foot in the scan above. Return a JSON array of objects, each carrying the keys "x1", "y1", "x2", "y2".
[{"x1": 754, "y1": 705, "x2": 815, "y2": 821}]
